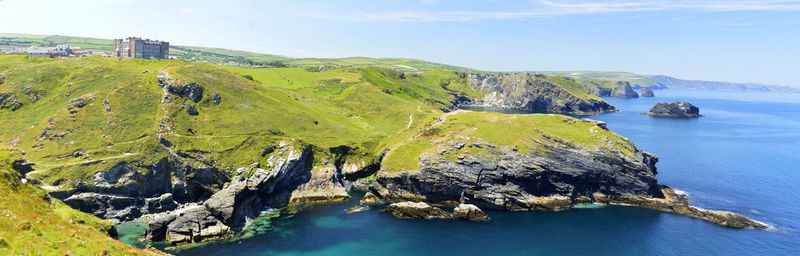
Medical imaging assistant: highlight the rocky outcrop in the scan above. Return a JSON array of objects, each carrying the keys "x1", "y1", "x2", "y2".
[
  {"x1": 142, "y1": 145, "x2": 338, "y2": 245},
  {"x1": 164, "y1": 206, "x2": 232, "y2": 245},
  {"x1": 368, "y1": 134, "x2": 662, "y2": 211},
  {"x1": 211, "y1": 93, "x2": 221, "y2": 105},
  {"x1": 366, "y1": 122, "x2": 764, "y2": 229},
  {"x1": 384, "y1": 202, "x2": 489, "y2": 221},
  {"x1": 610, "y1": 81, "x2": 639, "y2": 98},
  {"x1": 640, "y1": 88, "x2": 654, "y2": 97},
  {"x1": 595, "y1": 187, "x2": 766, "y2": 229},
  {"x1": 460, "y1": 73, "x2": 616, "y2": 114},
  {"x1": 647, "y1": 101, "x2": 702, "y2": 117},
  {"x1": 385, "y1": 202, "x2": 452, "y2": 219},
  {"x1": 452, "y1": 204, "x2": 489, "y2": 221},
  {"x1": 0, "y1": 92, "x2": 23, "y2": 111},
  {"x1": 288, "y1": 168, "x2": 350, "y2": 205},
  {"x1": 185, "y1": 103, "x2": 199, "y2": 116},
  {"x1": 584, "y1": 81, "x2": 639, "y2": 98},
  {"x1": 157, "y1": 77, "x2": 204, "y2": 103}
]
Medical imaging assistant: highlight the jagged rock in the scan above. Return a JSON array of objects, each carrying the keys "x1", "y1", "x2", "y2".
[
  {"x1": 384, "y1": 201, "x2": 452, "y2": 219},
  {"x1": 145, "y1": 193, "x2": 178, "y2": 213},
  {"x1": 167, "y1": 82, "x2": 204, "y2": 103},
  {"x1": 204, "y1": 146, "x2": 312, "y2": 228},
  {"x1": 145, "y1": 213, "x2": 177, "y2": 241},
  {"x1": 211, "y1": 93, "x2": 221, "y2": 105},
  {"x1": 288, "y1": 168, "x2": 350, "y2": 205},
  {"x1": 452, "y1": 204, "x2": 489, "y2": 221},
  {"x1": 185, "y1": 103, "x2": 199, "y2": 116},
  {"x1": 461, "y1": 73, "x2": 616, "y2": 114},
  {"x1": 647, "y1": 101, "x2": 701, "y2": 117},
  {"x1": 63, "y1": 193, "x2": 140, "y2": 221},
  {"x1": 610, "y1": 81, "x2": 639, "y2": 98},
  {"x1": 641, "y1": 88, "x2": 655, "y2": 97},
  {"x1": 165, "y1": 206, "x2": 231, "y2": 245},
  {"x1": 0, "y1": 92, "x2": 23, "y2": 111},
  {"x1": 369, "y1": 138, "x2": 662, "y2": 211}
]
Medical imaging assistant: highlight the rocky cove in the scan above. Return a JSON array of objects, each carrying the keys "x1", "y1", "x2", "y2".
[{"x1": 49, "y1": 113, "x2": 765, "y2": 250}]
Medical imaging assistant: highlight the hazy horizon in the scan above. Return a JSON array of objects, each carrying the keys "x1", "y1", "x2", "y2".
[{"x1": 1, "y1": 0, "x2": 799, "y2": 87}]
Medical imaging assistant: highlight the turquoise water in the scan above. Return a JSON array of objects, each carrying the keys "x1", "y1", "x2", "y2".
[{"x1": 140, "y1": 90, "x2": 800, "y2": 255}]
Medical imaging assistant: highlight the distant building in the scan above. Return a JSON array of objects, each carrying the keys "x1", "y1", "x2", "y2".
[
  {"x1": 113, "y1": 37, "x2": 169, "y2": 59},
  {"x1": 26, "y1": 45, "x2": 72, "y2": 58}
]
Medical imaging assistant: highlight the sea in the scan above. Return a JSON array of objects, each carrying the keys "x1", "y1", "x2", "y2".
[{"x1": 119, "y1": 89, "x2": 800, "y2": 255}]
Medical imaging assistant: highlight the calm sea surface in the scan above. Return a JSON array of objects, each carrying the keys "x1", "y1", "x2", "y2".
[{"x1": 121, "y1": 90, "x2": 800, "y2": 255}]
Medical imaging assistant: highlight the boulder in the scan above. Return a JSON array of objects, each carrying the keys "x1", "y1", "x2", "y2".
[
  {"x1": 145, "y1": 213, "x2": 177, "y2": 241},
  {"x1": 452, "y1": 204, "x2": 490, "y2": 221},
  {"x1": 384, "y1": 201, "x2": 452, "y2": 219},
  {"x1": 212, "y1": 93, "x2": 221, "y2": 105},
  {"x1": 185, "y1": 103, "x2": 199, "y2": 116},
  {"x1": 647, "y1": 101, "x2": 702, "y2": 117},
  {"x1": 167, "y1": 82, "x2": 204, "y2": 103},
  {"x1": 164, "y1": 206, "x2": 231, "y2": 245},
  {"x1": 641, "y1": 88, "x2": 655, "y2": 97}
]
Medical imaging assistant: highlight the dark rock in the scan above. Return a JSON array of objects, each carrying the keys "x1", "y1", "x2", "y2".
[
  {"x1": 211, "y1": 93, "x2": 221, "y2": 105},
  {"x1": 63, "y1": 193, "x2": 139, "y2": 221},
  {"x1": 384, "y1": 201, "x2": 452, "y2": 219},
  {"x1": 165, "y1": 206, "x2": 231, "y2": 245},
  {"x1": 12, "y1": 160, "x2": 34, "y2": 175},
  {"x1": 647, "y1": 101, "x2": 701, "y2": 117},
  {"x1": 185, "y1": 103, "x2": 199, "y2": 116},
  {"x1": 168, "y1": 82, "x2": 204, "y2": 103},
  {"x1": 145, "y1": 193, "x2": 178, "y2": 213},
  {"x1": 145, "y1": 213, "x2": 176, "y2": 241},
  {"x1": 452, "y1": 204, "x2": 489, "y2": 221},
  {"x1": 369, "y1": 139, "x2": 662, "y2": 211},
  {"x1": 641, "y1": 88, "x2": 655, "y2": 97},
  {"x1": 461, "y1": 73, "x2": 616, "y2": 114},
  {"x1": 0, "y1": 92, "x2": 23, "y2": 111}
]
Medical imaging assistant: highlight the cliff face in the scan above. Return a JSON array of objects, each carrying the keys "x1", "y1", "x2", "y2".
[
  {"x1": 460, "y1": 73, "x2": 617, "y2": 114},
  {"x1": 369, "y1": 119, "x2": 662, "y2": 211},
  {"x1": 367, "y1": 111, "x2": 765, "y2": 229},
  {"x1": 583, "y1": 80, "x2": 639, "y2": 98}
]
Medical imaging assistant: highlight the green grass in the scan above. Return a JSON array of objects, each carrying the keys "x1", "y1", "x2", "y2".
[
  {"x1": 0, "y1": 52, "x2": 627, "y2": 187},
  {"x1": 1, "y1": 33, "x2": 474, "y2": 71},
  {"x1": 0, "y1": 148, "x2": 154, "y2": 255},
  {"x1": 381, "y1": 111, "x2": 638, "y2": 173}
]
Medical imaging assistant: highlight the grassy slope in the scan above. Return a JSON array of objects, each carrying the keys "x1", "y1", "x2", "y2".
[
  {"x1": 0, "y1": 148, "x2": 154, "y2": 255},
  {"x1": 0, "y1": 53, "x2": 607, "y2": 188},
  {"x1": 1, "y1": 34, "x2": 473, "y2": 71},
  {"x1": 382, "y1": 111, "x2": 638, "y2": 173}
]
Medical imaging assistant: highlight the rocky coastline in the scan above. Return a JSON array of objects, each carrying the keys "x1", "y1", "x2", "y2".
[{"x1": 458, "y1": 72, "x2": 617, "y2": 114}]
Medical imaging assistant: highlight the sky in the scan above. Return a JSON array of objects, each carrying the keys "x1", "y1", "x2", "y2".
[{"x1": 1, "y1": 0, "x2": 799, "y2": 86}]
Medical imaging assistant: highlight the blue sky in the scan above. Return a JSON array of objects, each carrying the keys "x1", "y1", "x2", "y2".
[{"x1": 1, "y1": 0, "x2": 799, "y2": 86}]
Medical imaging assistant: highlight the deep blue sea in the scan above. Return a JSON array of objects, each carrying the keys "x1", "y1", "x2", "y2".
[{"x1": 122, "y1": 90, "x2": 800, "y2": 255}]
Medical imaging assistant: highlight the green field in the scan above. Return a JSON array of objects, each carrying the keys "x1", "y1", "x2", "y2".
[{"x1": 0, "y1": 33, "x2": 474, "y2": 71}]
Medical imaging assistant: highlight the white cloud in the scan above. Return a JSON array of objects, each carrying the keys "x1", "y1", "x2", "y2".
[{"x1": 301, "y1": 0, "x2": 800, "y2": 22}]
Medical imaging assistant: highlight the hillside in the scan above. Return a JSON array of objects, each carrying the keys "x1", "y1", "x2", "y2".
[
  {"x1": 0, "y1": 147, "x2": 158, "y2": 255},
  {"x1": 0, "y1": 34, "x2": 473, "y2": 71}
]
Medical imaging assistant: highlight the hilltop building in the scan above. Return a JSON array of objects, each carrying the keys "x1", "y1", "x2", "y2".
[{"x1": 113, "y1": 37, "x2": 169, "y2": 59}]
